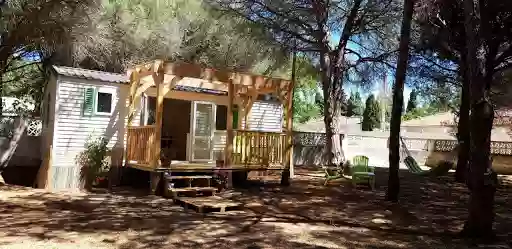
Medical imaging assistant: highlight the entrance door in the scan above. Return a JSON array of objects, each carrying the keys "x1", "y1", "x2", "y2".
[{"x1": 190, "y1": 101, "x2": 216, "y2": 162}]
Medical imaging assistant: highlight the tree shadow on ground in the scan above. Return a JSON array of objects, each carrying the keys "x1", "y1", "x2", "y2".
[{"x1": 0, "y1": 168, "x2": 511, "y2": 249}]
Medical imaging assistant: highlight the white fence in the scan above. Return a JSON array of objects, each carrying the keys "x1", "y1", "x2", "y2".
[
  {"x1": 0, "y1": 116, "x2": 42, "y2": 137},
  {"x1": 294, "y1": 130, "x2": 456, "y2": 167}
]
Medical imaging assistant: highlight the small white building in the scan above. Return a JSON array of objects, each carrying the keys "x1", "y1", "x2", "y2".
[
  {"x1": 40, "y1": 66, "x2": 285, "y2": 190},
  {"x1": 401, "y1": 111, "x2": 512, "y2": 142}
]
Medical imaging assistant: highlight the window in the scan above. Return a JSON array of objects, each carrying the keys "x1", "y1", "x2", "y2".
[
  {"x1": 215, "y1": 105, "x2": 238, "y2": 130},
  {"x1": 215, "y1": 105, "x2": 227, "y2": 130},
  {"x1": 94, "y1": 87, "x2": 116, "y2": 115},
  {"x1": 83, "y1": 87, "x2": 116, "y2": 116}
]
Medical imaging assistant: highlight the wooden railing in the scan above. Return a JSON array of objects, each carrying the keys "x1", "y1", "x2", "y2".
[
  {"x1": 126, "y1": 125, "x2": 156, "y2": 166},
  {"x1": 232, "y1": 130, "x2": 287, "y2": 167}
]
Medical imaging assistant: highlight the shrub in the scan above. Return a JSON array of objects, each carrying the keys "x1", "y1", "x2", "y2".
[{"x1": 76, "y1": 136, "x2": 111, "y2": 190}]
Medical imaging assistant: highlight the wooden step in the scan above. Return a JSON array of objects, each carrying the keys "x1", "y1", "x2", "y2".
[
  {"x1": 170, "y1": 187, "x2": 217, "y2": 192},
  {"x1": 175, "y1": 196, "x2": 243, "y2": 213},
  {"x1": 167, "y1": 187, "x2": 217, "y2": 198},
  {"x1": 165, "y1": 175, "x2": 212, "y2": 180}
]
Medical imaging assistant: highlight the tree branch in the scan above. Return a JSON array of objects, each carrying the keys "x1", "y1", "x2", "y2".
[
  {"x1": 4, "y1": 61, "x2": 40, "y2": 74},
  {"x1": 346, "y1": 48, "x2": 396, "y2": 69},
  {"x1": 494, "y1": 45, "x2": 512, "y2": 71},
  {"x1": 227, "y1": 7, "x2": 318, "y2": 45},
  {"x1": 415, "y1": 54, "x2": 459, "y2": 73},
  {"x1": 250, "y1": 0, "x2": 316, "y2": 35}
]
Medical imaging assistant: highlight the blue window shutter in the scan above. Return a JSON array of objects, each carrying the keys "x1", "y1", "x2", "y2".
[
  {"x1": 232, "y1": 105, "x2": 239, "y2": 129},
  {"x1": 83, "y1": 87, "x2": 95, "y2": 116},
  {"x1": 233, "y1": 109, "x2": 239, "y2": 129}
]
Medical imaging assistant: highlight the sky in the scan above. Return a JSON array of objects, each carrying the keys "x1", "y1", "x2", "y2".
[
  {"x1": 327, "y1": 33, "x2": 412, "y2": 105},
  {"x1": 345, "y1": 76, "x2": 412, "y2": 105}
]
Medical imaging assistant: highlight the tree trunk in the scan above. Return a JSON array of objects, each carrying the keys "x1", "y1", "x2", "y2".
[
  {"x1": 386, "y1": 0, "x2": 414, "y2": 202},
  {"x1": 327, "y1": 0, "x2": 363, "y2": 165},
  {"x1": 455, "y1": 52, "x2": 470, "y2": 183},
  {"x1": 319, "y1": 46, "x2": 336, "y2": 166},
  {"x1": 463, "y1": 100, "x2": 496, "y2": 239},
  {"x1": 281, "y1": 47, "x2": 297, "y2": 186},
  {"x1": 0, "y1": 118, "x2": 27, "y2": 168},
  {"x1": 0, "y1": 60, "x2": 4, "y2": 116},
  {"x1": 461, "y1": 0, "x2": 497, "y2": 238}
]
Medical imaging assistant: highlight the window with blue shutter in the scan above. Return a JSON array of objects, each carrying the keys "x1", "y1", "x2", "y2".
[{"x1": 83, "y1": 87, "x2": 95, "y2": 116}]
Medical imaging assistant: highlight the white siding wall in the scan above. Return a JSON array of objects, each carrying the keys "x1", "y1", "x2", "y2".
[
  {"x1": 50, "y1": 76, "x2": 141, "y2": 190},
  {"x1": 243, "y1": 101, "x2": 283, "y2": 132},
  {"x1": 213, "y1": 100, "x2": 284, "y2": 158}
]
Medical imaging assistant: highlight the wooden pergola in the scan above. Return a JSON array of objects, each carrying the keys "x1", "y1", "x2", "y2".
[{"x1": 125, "y1": 60, "x2": 295, "y2": 172}]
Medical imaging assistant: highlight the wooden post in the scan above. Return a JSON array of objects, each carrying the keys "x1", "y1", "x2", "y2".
[
  {"x1": 125, "y1": 68, "x2": 141, "y2": 173},
  {"x1": 225, "y1": 80, "x2": 234, "y2": 187},
  {"x1": 127, "y1": 68, "x2": 141, "y2": 126},
  {"x1": 152, "y1": 61, "x2": 165, "y2": 170}
]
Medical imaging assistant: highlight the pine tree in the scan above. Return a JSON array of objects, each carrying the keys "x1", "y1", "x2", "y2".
[
  {"x1": 353, "y1": 92, "x2": 364, "y2": 116},
  {"x1": 406, "y1": 89, "x2": 418, "y2": 113},
  {"x1": 347, "y1": 93, "x2": 356, "y2": 117},
  {"x1": 362, "y1": 94, "x2": 381, "y2": 131},
  {"x1": 347, "y1": 91, "x2": 364, "y2": 117},
  {"x1": 387, "y1": 0, "x2": 414, "y2": 202}
]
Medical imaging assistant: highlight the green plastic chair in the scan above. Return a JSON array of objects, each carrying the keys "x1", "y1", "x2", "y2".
[{"x1": 351, "y1": 156, "x2": 375, "y2": 189}]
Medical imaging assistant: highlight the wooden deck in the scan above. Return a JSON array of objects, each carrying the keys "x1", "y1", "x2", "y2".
[
  {"x1": 127, "y1": 161, "x2": 285, "y2": 172},
  {"x1": 174, "y1": 196, "x2": 243, "y2": 213}
]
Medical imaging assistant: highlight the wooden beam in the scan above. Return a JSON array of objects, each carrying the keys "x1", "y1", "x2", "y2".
[
  {"x1": 136, "y1": 60, "x2": 291, "y2": 91},
  {"x1": 127, "y1": 80, "x2": 155, "y2": 122},
  {"x1": 151, "y1": 74, "x2": 180, "y2": 169},
  {"x1": 140, "y1": 74, "x2": 229, "y2": 92},
  {"x1": 145, "y1": 88, "x2": 230, "y2": 105},
  {"x1": 138, "y1": 62, "x2": 230, "y2": 82},
  {"x1": 243, "y1": 90, "x2": 258, "y2": 130},
  {"x1": 127, "y1": 67, "x2": 142, "y2": 125},
  {"x1": 135, "y1": 80, "x2": 155, "y2": 97}
]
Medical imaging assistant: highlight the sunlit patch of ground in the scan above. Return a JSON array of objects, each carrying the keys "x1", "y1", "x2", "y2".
[{"x1": 0, "y1": 168, "x2": 511, "y2": 249}]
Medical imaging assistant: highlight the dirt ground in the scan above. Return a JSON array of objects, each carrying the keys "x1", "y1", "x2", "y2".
[{"x1": 1, "y1": 167, "x2": 512, "y2": 249}]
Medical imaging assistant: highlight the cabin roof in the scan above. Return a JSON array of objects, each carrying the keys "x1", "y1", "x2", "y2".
[
  {"x1": 53, "y1": 66, "x2": 129, "y2": 83},
  {"x1": 52, "y1": 66, "x2": 227, "y2": 95}
]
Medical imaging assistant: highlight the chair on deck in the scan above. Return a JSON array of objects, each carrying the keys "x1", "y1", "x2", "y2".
[{"x1": 351, "y1": 155, "x2": 375, "y2": 190}]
